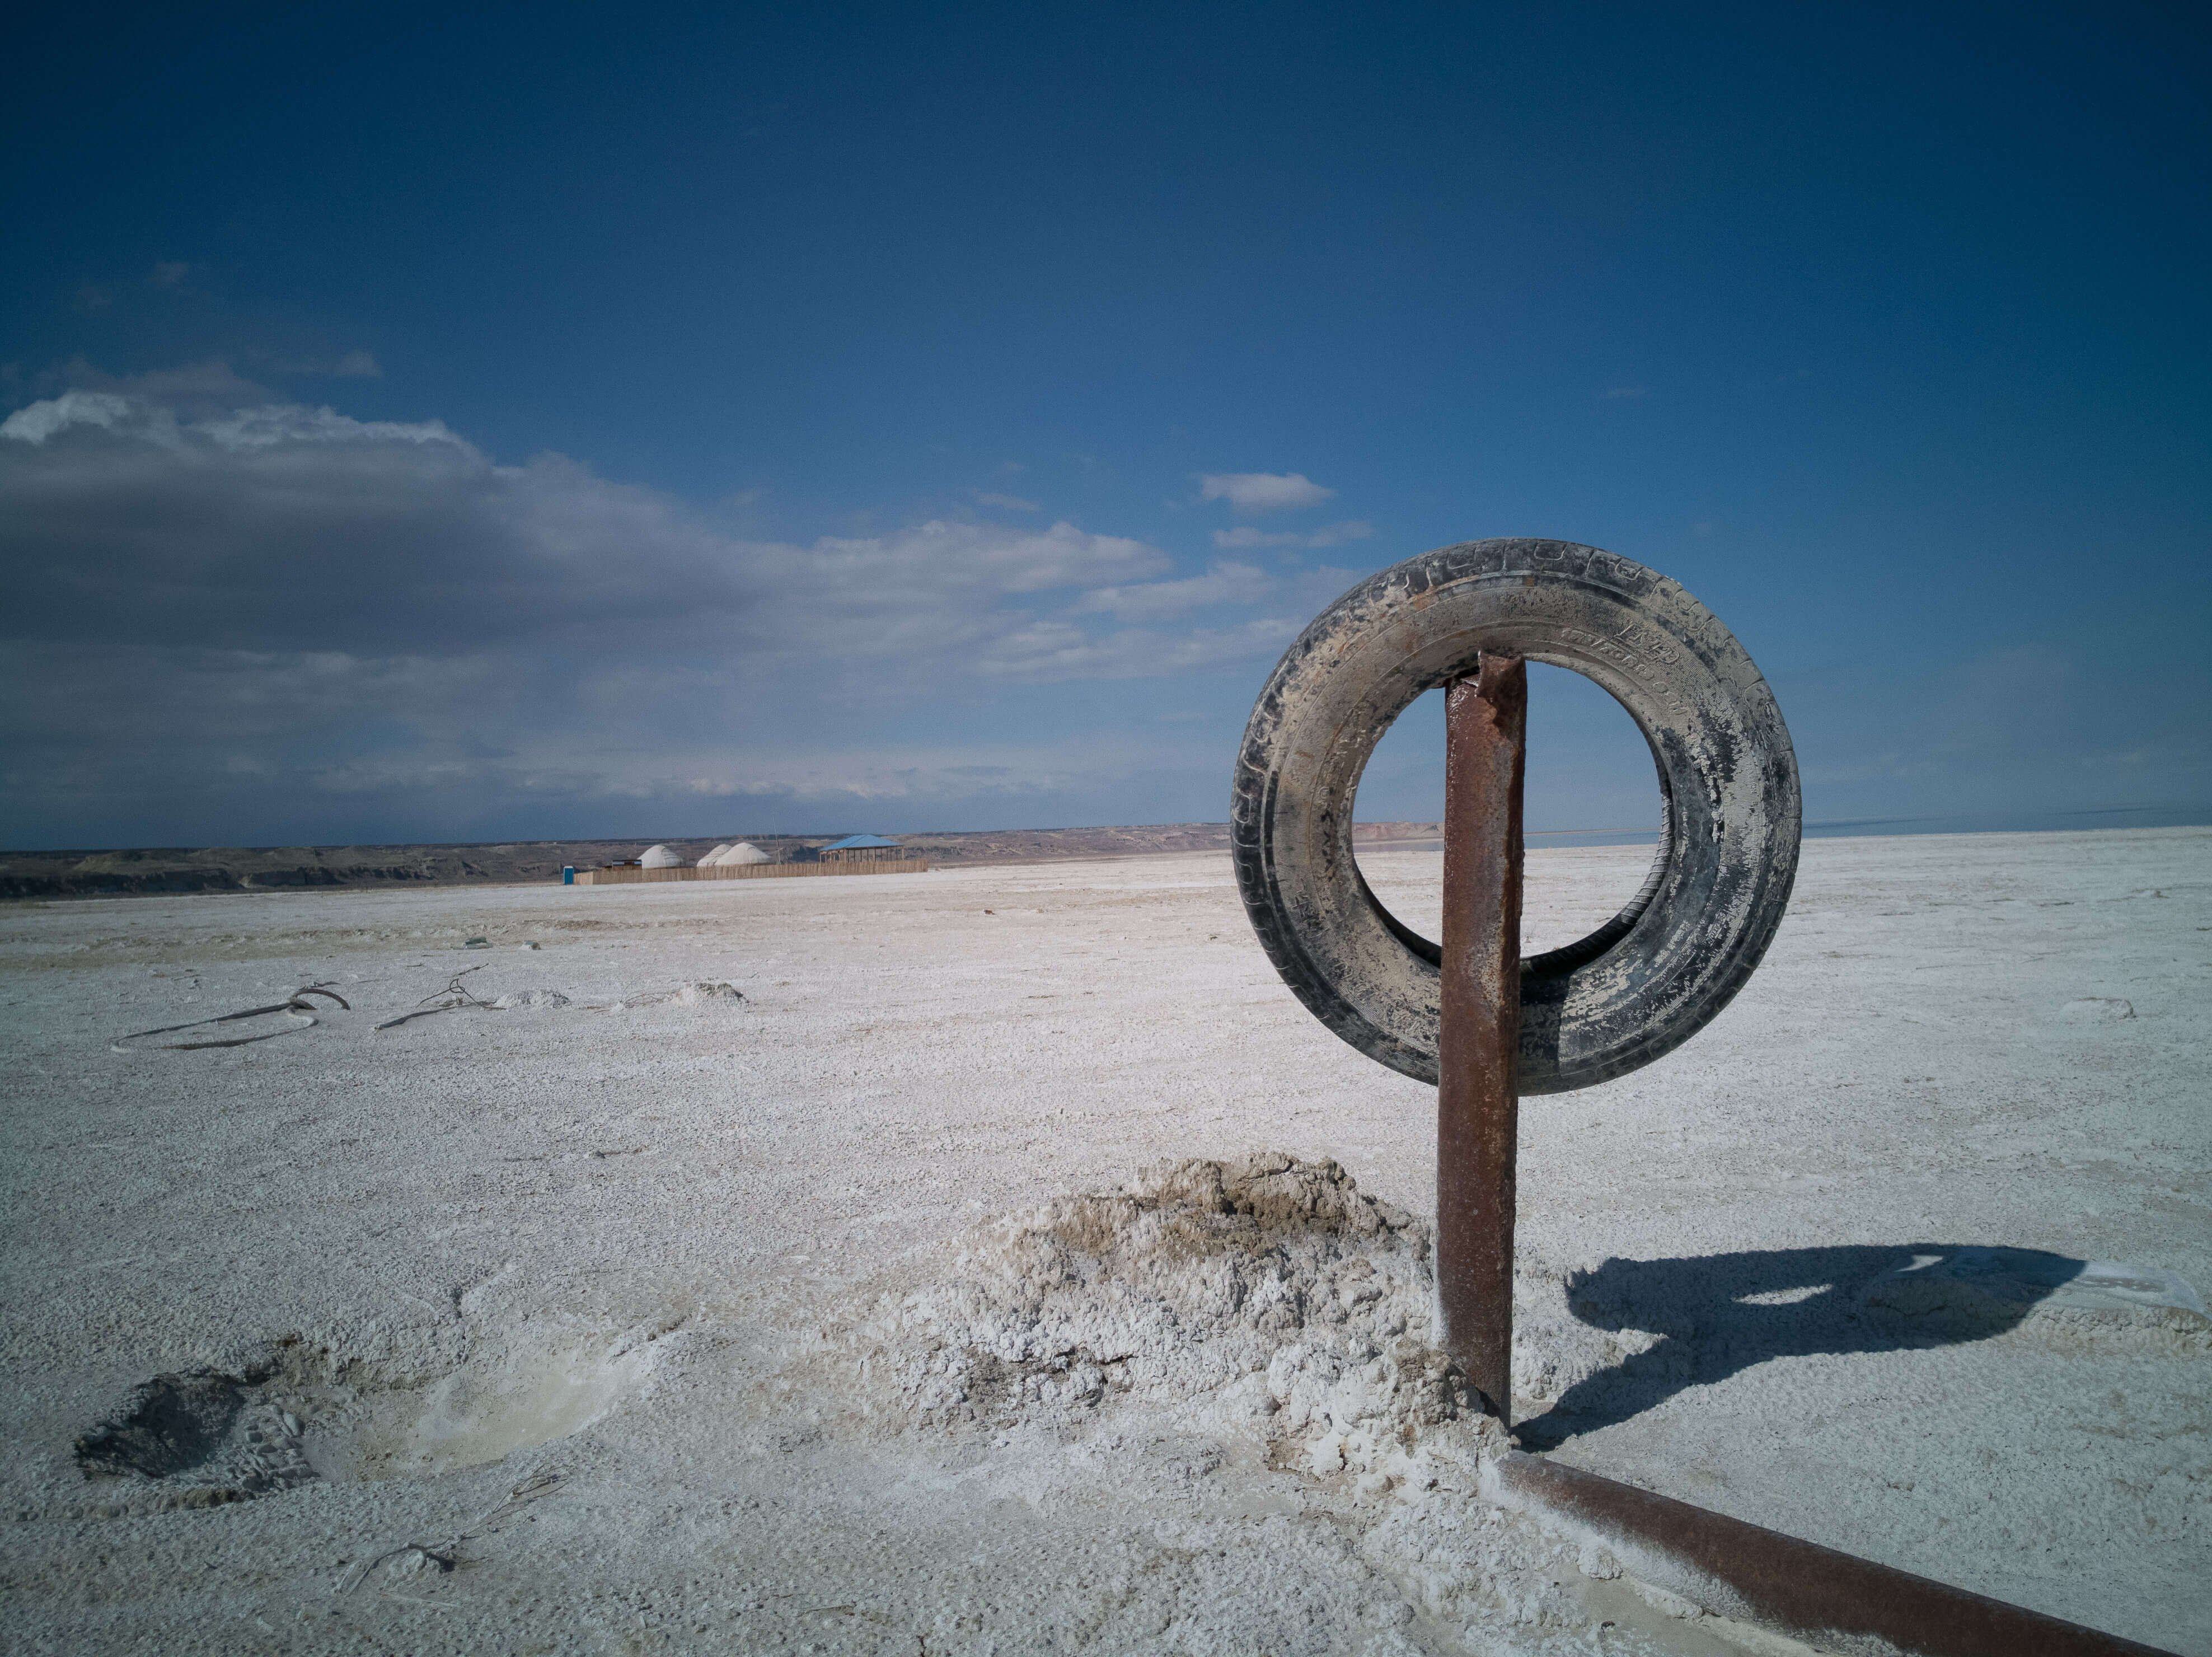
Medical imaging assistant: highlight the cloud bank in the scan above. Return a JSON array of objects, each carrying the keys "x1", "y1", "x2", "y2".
[{"x1": 0, "y1": 380, "x2": 1325, "y2": 845}]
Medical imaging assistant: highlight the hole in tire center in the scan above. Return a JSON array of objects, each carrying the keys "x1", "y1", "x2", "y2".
[{"x1": 1352, "y1": 663, "x2": 1665, "y2": 956}]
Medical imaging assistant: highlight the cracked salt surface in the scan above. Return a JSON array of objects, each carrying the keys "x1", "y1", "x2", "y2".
[{"x1": 1, "y1": 827, "x2": 2206, "y2": 1653}]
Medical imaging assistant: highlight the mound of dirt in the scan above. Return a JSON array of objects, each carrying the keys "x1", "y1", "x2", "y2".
[{"x1": 814, "y1": 1155, "x2": 1489, "y2": 1476}]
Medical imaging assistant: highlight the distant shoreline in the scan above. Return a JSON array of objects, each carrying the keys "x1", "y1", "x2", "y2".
[{"x1": 1, "y1": 815, "x2": 2203, "y2": 904}]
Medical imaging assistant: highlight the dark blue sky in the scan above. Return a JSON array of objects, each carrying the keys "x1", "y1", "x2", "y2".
[{"x1": 3, "y1": 2, "x2": 2206, "y2": 846}]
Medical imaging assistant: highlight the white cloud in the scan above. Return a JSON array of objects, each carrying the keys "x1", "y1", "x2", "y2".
[
  {"x1": 0, "y1": 390, "x2": 139, "y2": 445},
  {"x1": 1, "y1": 384, "x2": 1168, "y2": 670},
  {"x1": 332, "y1": 350, "x2": 383, "y2": 378},
  {"x1": 193, "y1": 402, "x2": 468, "y2": 452},
  {"x1": 799, "y1": 518, "x2": 1166, "y2": 601},
  {"x1": 1304, "y1": 519, "x2": 1373, "y2": 547},
  {"x1": 1198, "y1": 470, "x2": 1336, "y2": 513},
  {"x1": 1211, "y1": 519, "x2": 1374, "y2": 551},
  {"x1": 974, "y1": 490, "x2": 1039, "y2": 511},
  {"x1": 1076, "y1": 561, "x2": 1272, "y2": 621},
  {"x1": 652, "y1": 742, "x2": 1138, "y2": 803},
  {"x1": 54, "y1": 356, "x2": 275, "y2": 406},
  {"x1": 0, "y1": 373, "x2": 1293, "y2": 842},
  {"x1": 978, "y1": 616, "x2": 1300, "y2": 681},
  {"x1": 2, "y1": 388, "x2": 468, "y2": 456}
]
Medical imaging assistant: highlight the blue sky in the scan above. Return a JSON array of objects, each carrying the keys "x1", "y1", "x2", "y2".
[{"x1": 3, "y1": 2, "x2": 2206, "y2": 847}]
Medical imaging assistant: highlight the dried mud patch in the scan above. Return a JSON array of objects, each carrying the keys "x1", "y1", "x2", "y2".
[
  {"x1": 73, "y1": 1366, "x2": 313, "y2": 1508},
  {"x1": 66, "y1": 1318, "x2": 673, "y2": 1517}
]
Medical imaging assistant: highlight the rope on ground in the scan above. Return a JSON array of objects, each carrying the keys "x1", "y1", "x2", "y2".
[
  {"x1": 372, "y1": 966, "x2": 495, "y2": 1030},
  {"x1": 110, "y1": 985, "x2": 350, "y2": 1052},
  {"x1": 337, "y1": 1471, "x2": 565, "y2": 1594}
]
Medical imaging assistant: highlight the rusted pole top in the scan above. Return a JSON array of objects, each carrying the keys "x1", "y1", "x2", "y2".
[{"x1": 1437, "y1": 653, "x2": 1525, "y2": 1422}]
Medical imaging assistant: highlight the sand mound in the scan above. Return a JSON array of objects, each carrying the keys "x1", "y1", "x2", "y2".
[
  {"x1": 490, "y1": 988, "x2": 571, "y2": 1010},
  {"x1": 816, "y1": 1155, "x2": 1484, "y2": 1475},
  {"x1": 2061, "y1": 996, "x2": 2135, "y2": 1022}
]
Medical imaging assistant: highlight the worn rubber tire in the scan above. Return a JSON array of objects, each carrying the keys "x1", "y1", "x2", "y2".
[{"x1": 1231, "y1": 538, "x2": 1800, "y2": 1094}]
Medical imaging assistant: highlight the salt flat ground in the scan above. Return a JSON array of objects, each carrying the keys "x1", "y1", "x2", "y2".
[{"x1": 1, "y1": 828, "x2": 2206, "y2": 1656}]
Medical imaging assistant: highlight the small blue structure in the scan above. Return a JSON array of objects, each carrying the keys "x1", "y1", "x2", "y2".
[
  {"x1": 561, "y1": 866, "x2": 575, "y2": 884},
  {"x1": 819, "y1": 834, "x2": 904, "y2": 863}
]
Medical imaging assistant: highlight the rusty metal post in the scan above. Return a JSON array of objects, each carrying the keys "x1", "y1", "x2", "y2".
[
  {"x1": 1438, "y1": 653, "x2": 1526, "y2": 1422},
  {"x1": 1236, "y1": 555, "x2": 2185, "y2": 1657},
  {"x1": 1483, "y1": 1452, "x2": 2177, "y2": 1657}
]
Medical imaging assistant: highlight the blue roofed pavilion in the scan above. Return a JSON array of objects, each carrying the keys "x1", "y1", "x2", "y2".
[{"x1": 818, "y1": 834, "x2": 906, "y2": 863}]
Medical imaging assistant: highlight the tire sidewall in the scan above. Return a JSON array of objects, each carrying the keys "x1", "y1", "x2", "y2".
[{"x1": 1231, "y1": 538, "x2": 1801, "y2": 1094}]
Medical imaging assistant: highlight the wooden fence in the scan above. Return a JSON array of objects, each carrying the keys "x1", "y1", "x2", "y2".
[{"x1": 573, "y1": 859, "x2": 930, "y2": 886}]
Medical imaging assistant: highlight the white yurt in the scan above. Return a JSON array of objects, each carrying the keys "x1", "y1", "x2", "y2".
[
  {"x1": 716, "y1": 841, "x2": 771, "y2": 865},
  {"x1": 638, "y1": 844, "x2": 683, "y2": 869},
  {"x1": 697, "y1": 844, "x2": 733, "y2": 868}
]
